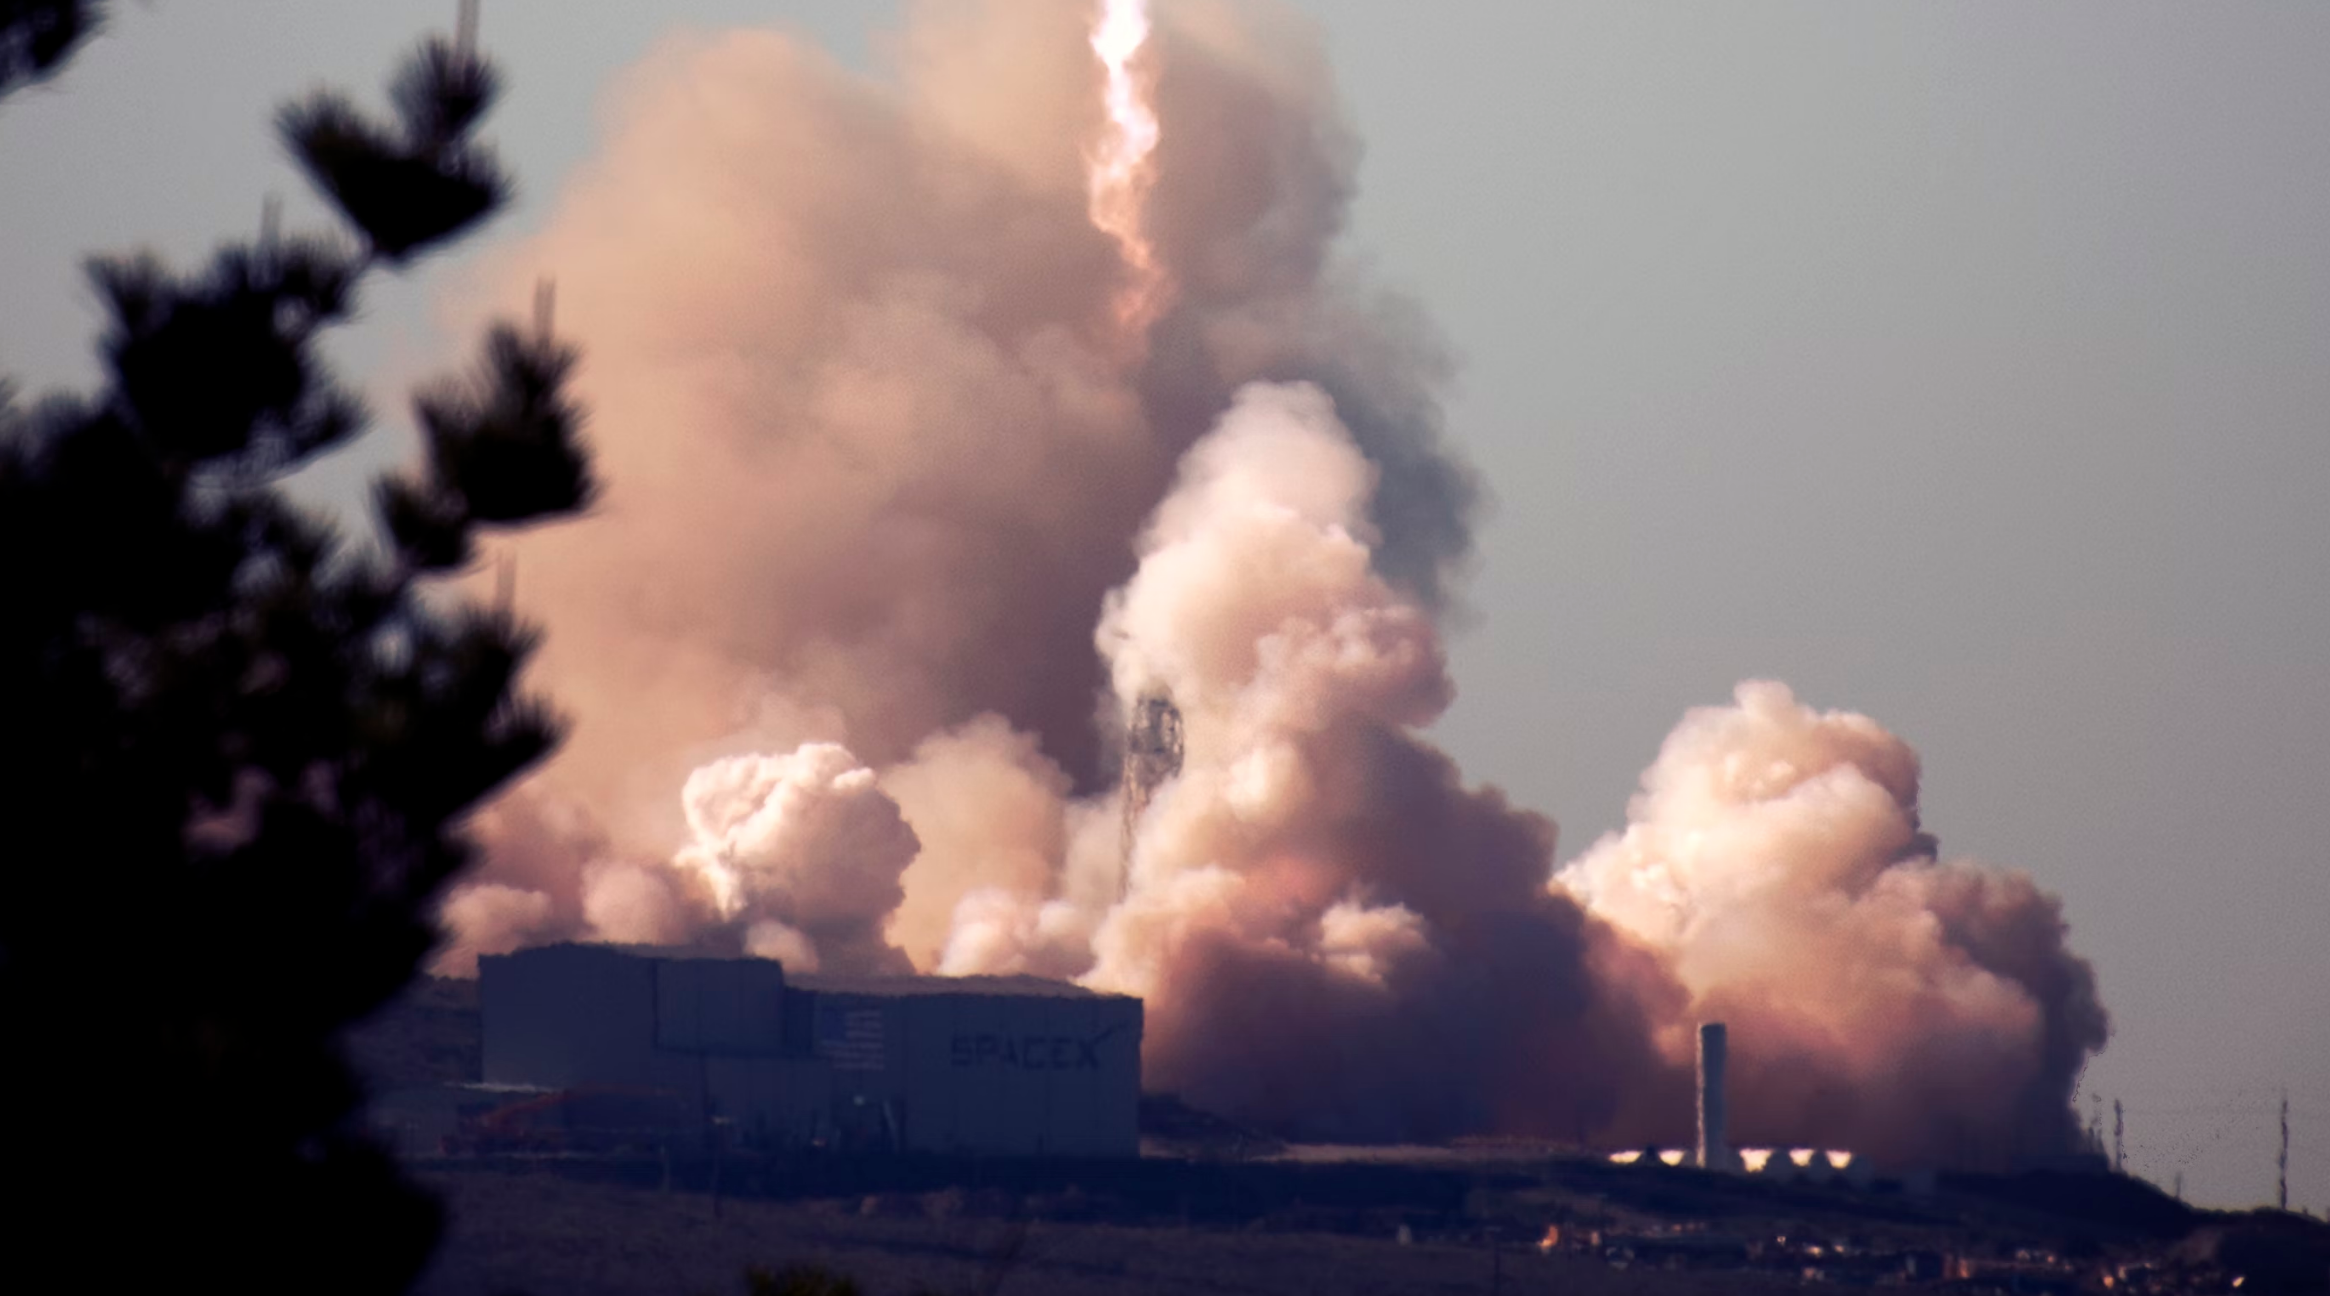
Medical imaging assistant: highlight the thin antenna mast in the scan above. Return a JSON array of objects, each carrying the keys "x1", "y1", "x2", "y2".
[{"x1": 2280, "y1": 1089, "x2": 2291, "y2": 1212}]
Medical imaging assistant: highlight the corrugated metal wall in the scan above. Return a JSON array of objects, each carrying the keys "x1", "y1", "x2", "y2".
[
  {"x1": 481, "y1": 944, "x2": 669, "y2": 1089},
  {"x1": 482, "y1": 947, "x2": 1142, "y2": 1158},
  {"x1": 704, "y1": 1056, "x2": 832, "y2": 1145},
  {"x1": 808, "y1": 990, "x2": 1142, "y2": 1157},
  {"x1": 655, "y1": 957, "x2": 786, "y2": 1055}
]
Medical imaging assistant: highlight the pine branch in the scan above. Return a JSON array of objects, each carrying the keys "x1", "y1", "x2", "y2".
[
  {"x1": 0, "y1": 10, "x2": 597, "y2": 1290},
  {"x1": 0, "y1": 0, "x2": 102, "y2": 99},
  {"x1": 279, "y1": 31, "x2": 512, "y2": 263}
]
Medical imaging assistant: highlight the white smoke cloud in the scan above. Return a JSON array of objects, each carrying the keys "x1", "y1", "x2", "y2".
[
  {"x1": 429, "y1": 0, "x2": 1471, "y2": 970},
  {"x1": 880, "y1": 715, "x2": 1073, "y2": 969},
  {"x1": 418, "y1": 0, "x2": 2106, "y2": 1164},
  {"x1": 969, "y1": 380, "x2": 1673, "y2": 1141},
  {"x1": 1558, "y1": 681, "x2": 2107, "y2": 1165},
  {"x1": 666, "y1": 743, "x2": 921, "y2": 973},
  {"x1": 579, "y1": 860, "x2": 698, "y2": 947},
  {"x1": 435, "y1": 883, "x2": 555, "y2": 976}
]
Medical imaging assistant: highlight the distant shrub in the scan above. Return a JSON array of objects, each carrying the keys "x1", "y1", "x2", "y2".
[{"x1": 744, "y1": 1264, "x2": 864, "y2": 1296}]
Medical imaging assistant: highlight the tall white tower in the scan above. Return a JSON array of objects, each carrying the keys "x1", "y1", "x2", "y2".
[{"x1": 1697, "y1": 1022, "x2": 1731, "y2": 1171}]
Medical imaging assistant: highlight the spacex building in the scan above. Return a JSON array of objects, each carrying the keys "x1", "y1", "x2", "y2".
[{"x1": 477, "y1": 943, "x2": 1143, "y2": 1158}]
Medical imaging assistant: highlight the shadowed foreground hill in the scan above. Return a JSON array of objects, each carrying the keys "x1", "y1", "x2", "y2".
[
  {"x1": 409, "y1": 1165, "x2": 2330, "y2": 1295},
  {"x1": 413, "y1": 1168, "x2": 1804, "y2": 1296}
]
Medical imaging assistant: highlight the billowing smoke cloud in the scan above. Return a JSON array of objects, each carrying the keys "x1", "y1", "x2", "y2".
[
  {"x1": 669, "y1": 744, "x2": 921, "y2": 973},
  {"x1": 434, "y1": 0, "x2": 1472, "y2": 959},
  {"x1": 1559, "y1": 682, "x2": 2109, "y2": 1165},
  {"x1": 1052, "y1": 382, "x2": 1678, "y2": 1140},
  {"x1": 880, "y1": 715, "x2": 1078, "y2": 971},
  {"x1": 438, "y1": 0, "x2": 1469, "y2": 851},
  {"x1": 428, "y1": 0, "x2": 2106, "y2": 1164}
]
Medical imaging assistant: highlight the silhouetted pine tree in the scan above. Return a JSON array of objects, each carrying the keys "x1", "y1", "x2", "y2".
[{"x1": 0, "y1": 12, "x2": 591, "y2": 1293}]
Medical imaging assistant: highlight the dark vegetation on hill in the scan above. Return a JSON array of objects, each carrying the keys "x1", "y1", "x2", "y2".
[{"x1": 403, "y1": 1155, "x2": 2330, "y2": 1296}]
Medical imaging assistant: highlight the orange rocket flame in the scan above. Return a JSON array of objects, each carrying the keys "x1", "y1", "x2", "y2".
[{"x1": 1088, "y1": 0, "x2": 1167, "y2": 340}]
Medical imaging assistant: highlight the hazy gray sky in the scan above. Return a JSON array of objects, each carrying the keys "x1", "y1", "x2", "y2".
[{"x1": 3, "y1": 1, "x2": 2322, "y2": 1208}]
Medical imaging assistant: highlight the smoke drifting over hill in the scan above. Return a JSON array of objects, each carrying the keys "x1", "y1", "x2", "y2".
[{"x1": 439, "y1": 0, "x2": 2104, "y2": 1165}]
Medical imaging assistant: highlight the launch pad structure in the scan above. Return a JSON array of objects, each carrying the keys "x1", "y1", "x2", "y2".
[{"x1": 1119, "y1": 688, "x2": 1183, "y2": 896}]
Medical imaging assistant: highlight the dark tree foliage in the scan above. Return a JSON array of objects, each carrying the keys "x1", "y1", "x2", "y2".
[
  {"x1": 0, "y1": 16, "x2": 592, "y2": 1294},
  {"x1": 746, "y1": 1266, "x2": 868, "y2": 1296},
  {"x1": 0, "y1": 0, "x2": 101, "y2": 96}
]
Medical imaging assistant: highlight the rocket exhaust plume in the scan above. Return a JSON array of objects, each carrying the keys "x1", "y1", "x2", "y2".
[
  {"x1": 1086, "y1": 0, "x2": 1167, "y2": 338},
  {"x1": 436, "y1": 0, "x2": 2106, "y2": 1168}
]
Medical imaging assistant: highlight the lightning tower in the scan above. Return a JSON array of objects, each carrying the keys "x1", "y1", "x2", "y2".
[{"x1": 1120, "y1": 688, "x2": 1182, "y2": 896}]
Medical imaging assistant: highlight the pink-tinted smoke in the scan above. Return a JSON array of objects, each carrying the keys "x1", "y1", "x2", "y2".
[
  {"x1": 435, "y1": 0, "x2": 1472, "y2": 965},
  {"x1": 425, "y1": 0, "x2": 2106, "y2": 1164},
  {"x1": 1061, "y1": 382, "x2": 1681, "y2": 1140},
  {"x1": 1559, "y1": 682, "x2": 2109, "y2": 1167}
]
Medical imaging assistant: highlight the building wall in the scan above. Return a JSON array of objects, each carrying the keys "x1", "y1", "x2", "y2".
[
  {"x1": 704, "y1": 1056, "x2": 832, "y2": 1147},
  {"x1": 481, "y1": 944, "x2": 667, "y2": 1090},
  {"x1": 481, "y1": 946, "x2": 1142, "y2": 1158},
  {"x1": 655, "y1": 956, "x2": 788, "y2": 1055},
  {"x1": 807, "y1": 989, "x2": 1142, "y2": 1157}
]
